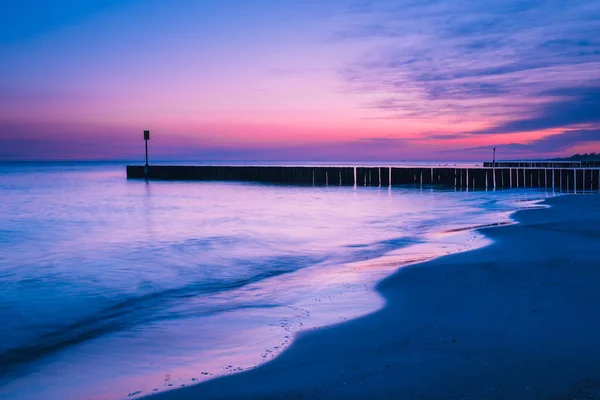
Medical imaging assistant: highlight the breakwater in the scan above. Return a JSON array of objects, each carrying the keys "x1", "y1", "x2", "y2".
[
  {"x1": 483, "y1": 161, "x2": 600, "y2": 168},
  {"x1": 126, "y1": 165, "x2": 600, "y2": 191}
]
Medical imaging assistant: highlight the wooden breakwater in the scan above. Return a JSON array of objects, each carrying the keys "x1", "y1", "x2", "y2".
[
  {"x1": 127, "y1": 165, "x2": 600, "y2": 191},
  {"x1": 483, "y1": 161, "x2": 600, "y2": 168}
]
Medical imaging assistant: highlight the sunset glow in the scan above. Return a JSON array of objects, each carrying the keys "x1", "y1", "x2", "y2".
[{"x1": 1, "y1": 0, "x2": 599, "y2": 161}]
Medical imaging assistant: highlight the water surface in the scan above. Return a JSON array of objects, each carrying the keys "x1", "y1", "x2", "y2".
[{"x1": 0, "y1": 163, "x2": 551, "y2": 399}]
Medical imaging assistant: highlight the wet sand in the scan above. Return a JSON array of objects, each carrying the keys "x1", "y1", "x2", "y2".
[{"x1": 150, "y1": 194, "x2": 600, "y2": 400}]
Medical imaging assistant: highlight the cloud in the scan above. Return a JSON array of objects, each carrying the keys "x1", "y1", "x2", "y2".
[
  {"x1": 459, "y1": 128, "x2": 600, "y2": 158},
  {"x1": 475, "y1": 86, "x2": 600, "y2": 134},
  {"x1": 336, "y1": 0, "x2": 600, "y2": 136}
]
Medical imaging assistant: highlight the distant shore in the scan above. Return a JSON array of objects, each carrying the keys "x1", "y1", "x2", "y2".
[{"x1": 148, "y1": 194, "x2": 600, "y2": 400}]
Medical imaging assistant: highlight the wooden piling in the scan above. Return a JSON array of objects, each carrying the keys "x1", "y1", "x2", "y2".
[{"x1": 126, "y1": 165, "x2": 600, "y2": 191}]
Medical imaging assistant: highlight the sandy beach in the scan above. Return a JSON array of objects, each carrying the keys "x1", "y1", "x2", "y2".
[{"x1": 150, "y1": 194, "x2": 600, "y2": 400}]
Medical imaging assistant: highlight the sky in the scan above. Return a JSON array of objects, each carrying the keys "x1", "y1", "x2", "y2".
[{"x1": 1, "y1": 0, "x2": 599, "y2": 161}]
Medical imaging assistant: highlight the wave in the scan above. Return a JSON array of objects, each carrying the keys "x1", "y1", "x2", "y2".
[
  {"x1": 0, "y1": 254, "x2": 320, "y2": 375},
  {"x1": 443, "y1": 221, "x2": 514, "y2": 233},
  {"x1": 0, "y1": 233, "x2": 423, "y2": 377}
]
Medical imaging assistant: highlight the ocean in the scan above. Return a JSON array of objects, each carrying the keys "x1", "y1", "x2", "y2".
[{"x1": 0, "y1": 162, "x2": 552, "y2": 400}]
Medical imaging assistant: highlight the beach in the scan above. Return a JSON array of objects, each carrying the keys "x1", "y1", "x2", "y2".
[{"x1": 151, "y1": 194, "x2": 600, "y2": 400}]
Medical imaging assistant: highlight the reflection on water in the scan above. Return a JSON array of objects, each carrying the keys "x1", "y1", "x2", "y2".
[{"x1": 0, "y1": 163, "x2": 552, "y2": 400}]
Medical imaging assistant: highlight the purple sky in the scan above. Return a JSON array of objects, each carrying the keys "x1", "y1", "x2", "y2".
[{"x1": 1, "y1": 0, "x2": 599, "y2": 161}]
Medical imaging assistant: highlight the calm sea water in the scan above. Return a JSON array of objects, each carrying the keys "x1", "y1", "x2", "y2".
[{"x1": 0, "y1": 163, "x2": 551, "y2": 400}]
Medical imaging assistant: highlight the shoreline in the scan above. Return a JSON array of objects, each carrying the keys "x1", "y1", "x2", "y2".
[
  {"x1": 0, "y1": 176, "x2": 549, "y2": 400},
  {"x1": 147, "y1": 194, "x2": 600, "y2": 400},
  {"x1": 134, "y1": 195, "x2": 536, "y2": 399},
  {"x1": 128, "y1": 194, "x2": 526, "y2": 398}
]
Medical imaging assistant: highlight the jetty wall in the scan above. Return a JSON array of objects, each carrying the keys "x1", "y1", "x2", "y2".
[
  {"x1": 126, "y1": 165, "x2": 600, "y2": 192},
  {"x1": 483, "y1": 161, "x2": 600, "y2": 168}
]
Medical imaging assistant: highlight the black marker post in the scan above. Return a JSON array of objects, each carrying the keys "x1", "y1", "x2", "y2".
[{"x1": 144, "y1": 130, "x2": 150, "y2": 178}]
